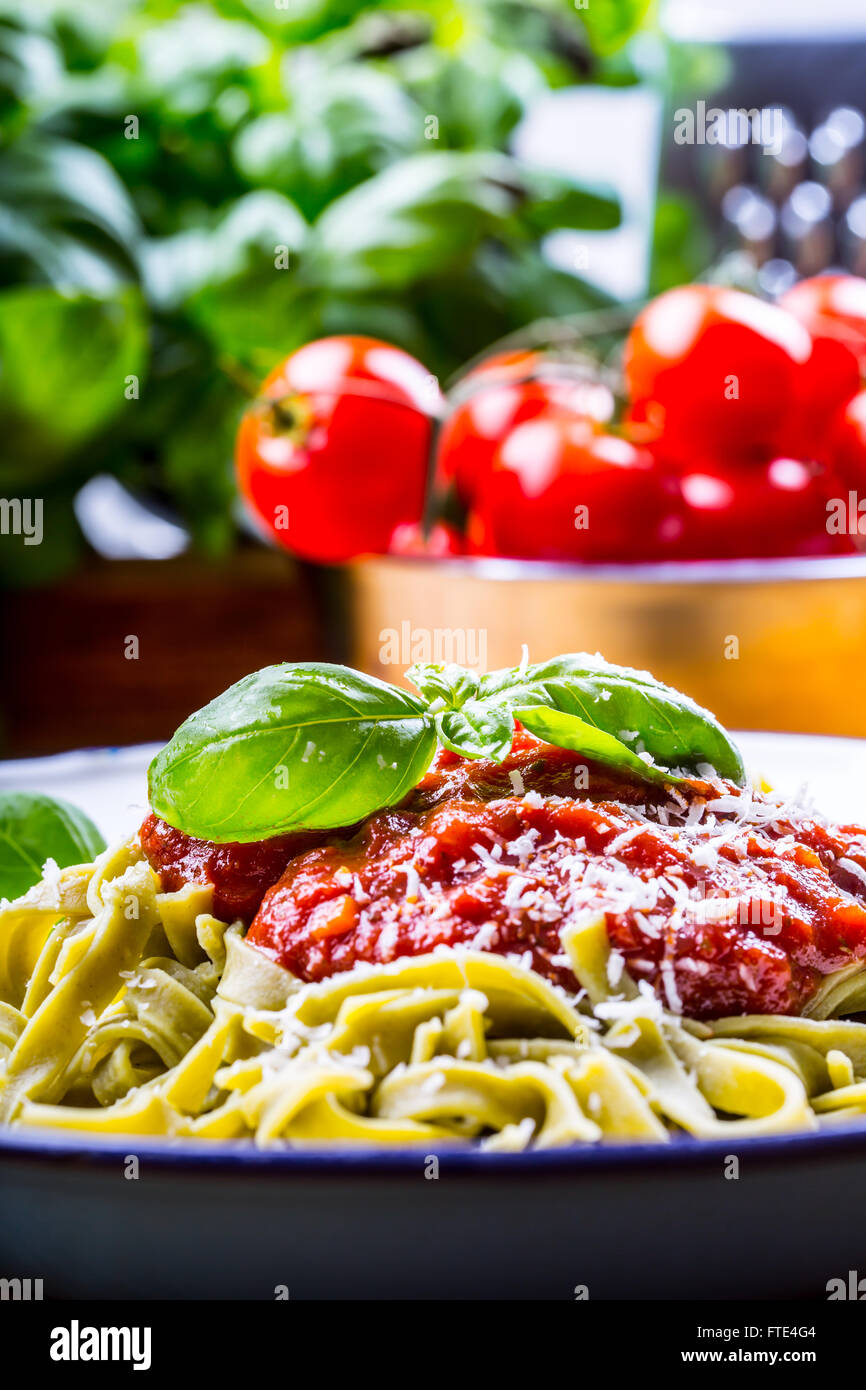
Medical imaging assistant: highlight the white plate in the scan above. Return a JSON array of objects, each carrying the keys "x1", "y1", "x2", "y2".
[
  {"x1": 0, "y1": 744, "x2": 161, "y2": 841},
  {"x1": 0, "y1": 732, "x2": 864, "y2": 837}
]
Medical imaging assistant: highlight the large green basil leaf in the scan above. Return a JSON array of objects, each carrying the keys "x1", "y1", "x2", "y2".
[
  {"x1": 0, "y1": 792, "x2": 106, "y2": 902},
  {"x1": 148, "y1": 663, "x2": 438, "y2": 842}
]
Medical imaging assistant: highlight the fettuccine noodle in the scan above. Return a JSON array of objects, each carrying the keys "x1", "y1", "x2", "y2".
[{"x1": 2, "y1": 837, "x2": 866, "y2": 1149}]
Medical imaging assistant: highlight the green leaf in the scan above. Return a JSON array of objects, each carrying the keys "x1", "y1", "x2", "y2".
[
  {"x1": 0, "y1": 135, "x2": 141, "y2": 291},
  {"x1": 516, "y1": 167, "x2": 620, "y2": 234},
  {"x1": 412, "y1": 243, "x2": 612, "y2": 371},
  {"x1": 407, "y1": 661, "x2": 512, "y2": 760},
  {"x1": 150, "y1": 652, "x2": 746, "y2": 841},
  {"x1": 148, "y1": 192, "x2": 310, "y2": 362},
  {"x1": 142, "y1": 191, "x2": 308, "y2": 312},
  {"x1": 406, "y1": 662, "x2": 480, "y2": 709},
  {"x1": 514, "y1": 705, "x2": 674, "y2": 787},
  {"x1": 0, "y1": 792, "x2": 105, "y2": 902},
  {"x1": 233, "y1": 65, "x2": 420, "y2": 219},
  {"x1": 307, "y1": 151, "x2": 618, "y2": 297},
  {"x1": 191, "y1": 275, "x2": 319, "y2": 367},
  {"x1": 308, "y1": 151, "x2": 536, "y2": 292},
  {"x1": 238, "y1": 0, "x2": 369, "y2": 44},
  {"x1": 407, "y1": 653, "x2": 744, "y2": 783},
  {"x1": 0, "y1": 286, "x2": 148, "y2": 487},
  {"x1": 479, "y1": 654, "x2": 746, "y2": 784},
  {"x1": 148, "y1": 663, "x2": 438, "y2": 842},
  {"x1": 576, "y1": 0, "x2": 653, "y2": 55},
  {"x1": 436, "y1": 701, "x2": 515, "y2": 762},
  {"x1": 398, "y1": 40, "x2": 545, "y2": 150},
  {"x1": 134, "y1": 6, "x2": 271, "y2": 101},
  {"x1": 650, "y1": 193, "x2": 712, "y2": 296}
]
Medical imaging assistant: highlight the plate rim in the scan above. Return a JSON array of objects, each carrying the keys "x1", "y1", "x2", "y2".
[{"x1": 3, "y1": 1121, "x2": 866, "y2": 1175}]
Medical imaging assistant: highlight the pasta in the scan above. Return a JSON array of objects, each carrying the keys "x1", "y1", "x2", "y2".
[{"x1": 3, "y1": 835, "x2": 866, "y2": 1149}]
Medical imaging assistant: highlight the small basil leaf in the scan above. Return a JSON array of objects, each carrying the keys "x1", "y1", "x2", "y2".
[
  {"x1": 148, "y1": 663, "x2": 438, "y2": 843},
  {"x1": 406, "y1": 662, "x2": 480, "y2": 710},
  {"x1": 515, "y1": 706, "x2": 676, "y2": 787},
  {"x1": 436, "y1": 700, "x2": 515, "y2": 761},
  {"x1": 479, "y1": 653, "x2": 744, "y2": 784},
  {"x1": 0, "y1": 792, "x2": 106, "y2": 902}
]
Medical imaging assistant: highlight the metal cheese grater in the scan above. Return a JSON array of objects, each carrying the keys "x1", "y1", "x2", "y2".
[{"x1": 662, "y1": 3, "x2": 866, "y2": 286}]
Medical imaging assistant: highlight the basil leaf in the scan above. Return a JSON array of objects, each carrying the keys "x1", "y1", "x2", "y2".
[
  {"x1": 0, "y1": 792, "x2": 105, "y2": 902},
  {"x1": 436, "y1": 700, "x2": 515, "y2": 762},
  {"x1": 480, "y1": 653, "x2": 745, "y2": 784},
  {"x1": 514, "y1": 706, "x2": 675, "y2": 787},
  {"x1": 407, "y1": 662, "x2": 513, "y2": 759},
  {"x1": 406, "y1": 662, "x2": 480, "y2": 710},
  {"x1": 148, "y1": 663, "x2": 438, "y2": 843}
]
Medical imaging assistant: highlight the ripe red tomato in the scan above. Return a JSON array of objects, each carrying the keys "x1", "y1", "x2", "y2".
[
  {"x1": 778, "y1": 276, "x2": 865, "y2": 454},
  {"x1": 831, "y1": 388, "x2": 866, "y2": 491},
  {"x1": 466, "y1": 407, "x2": 670, "y2": 563},
  {"x1": 436, "y1": 349, "x2": 614, "y2": 506},
  {"x1": 780, "y1": 274, "x2": 866, "y2": 364},
  {"x1": 235, "y1": 336, "x2": 441, "y2": 563},
  {"x1": 624, "y1": 285, "x2": 812, "y2": 464},
  {"x1": 671, "y1": 457, "x2": 847, "y2": 559}
]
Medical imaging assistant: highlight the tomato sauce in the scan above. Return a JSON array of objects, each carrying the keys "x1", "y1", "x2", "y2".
[
  {"x1": 138, "y1": 816, "x2": 327, "y2": 922},
  {"x1": 141, "y1": 731, "x2": 866, "y2": 1020}
]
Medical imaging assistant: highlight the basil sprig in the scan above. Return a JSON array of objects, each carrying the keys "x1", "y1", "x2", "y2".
[
  {"x1": 0, "y1": 792, "x2": 106, "y2": 902},
  {"x1": 148, "y1": 655, "x2": 745, "y2": 844},
  {"x1": 412, "y1": 653, "x2": 745, "y2": 787}
]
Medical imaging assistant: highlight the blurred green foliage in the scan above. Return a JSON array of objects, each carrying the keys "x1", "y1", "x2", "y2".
[{"x1": 0, "y1": 0, "x2": 655, "y2": 573}]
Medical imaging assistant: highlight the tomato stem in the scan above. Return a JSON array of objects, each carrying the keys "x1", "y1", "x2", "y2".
[{"x1": 217, "y1": 354, "x2": 262, "y2": 399}]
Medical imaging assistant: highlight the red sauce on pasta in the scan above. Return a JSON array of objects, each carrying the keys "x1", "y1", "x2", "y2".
[{"x1": 142, "y1": 731, "x2": 866, "y2": 1020}]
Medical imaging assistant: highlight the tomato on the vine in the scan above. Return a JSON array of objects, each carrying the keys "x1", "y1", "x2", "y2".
[
  {"x1": 235, "y1": 336, "x2": 441, "y2": 564},
  {"x1": 624, "y1": 285, "x2": 812, "y2": 463},
  {"x1": 466, "y1": 407, "x2": 670, "y2": 563},
  {"x1": 435, "y1": 349, "x2": 614, "y2": 507},
  {"x1": 670, "y1": 456, "x2": 847, "y2": 559},
  {"x1": 778, "y1": 275, "x2": 865, "y2": 455},
  {"x1": 779, "y1": 274, "x2": 866, "y2": 366}
]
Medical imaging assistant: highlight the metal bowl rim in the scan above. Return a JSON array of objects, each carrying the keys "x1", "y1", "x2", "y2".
[{"x1": 353, "y1": 553, "x2": 866, "y2": 586}]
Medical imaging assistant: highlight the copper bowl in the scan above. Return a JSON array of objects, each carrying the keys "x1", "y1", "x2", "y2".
[{"x1": 340, "y1": 553, "x2": 866, "y2": 737}]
